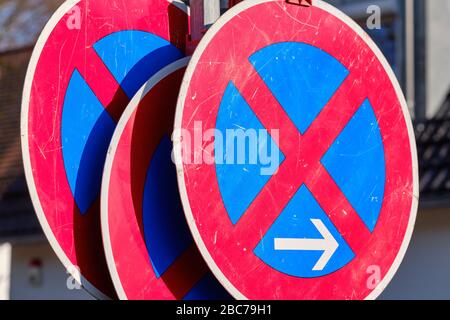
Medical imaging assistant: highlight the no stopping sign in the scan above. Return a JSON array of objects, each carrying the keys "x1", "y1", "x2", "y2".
[
  {"x1": 174, "y1": 0, "x2": 418, "y2": 300},
  {"x1": 21, "y1": 0, "x2": 188, "y2": 298}
]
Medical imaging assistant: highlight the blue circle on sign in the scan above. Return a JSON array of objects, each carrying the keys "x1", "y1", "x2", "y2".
[{"x1": 214, "y1": 42, "x2": 386, "y2": 278}]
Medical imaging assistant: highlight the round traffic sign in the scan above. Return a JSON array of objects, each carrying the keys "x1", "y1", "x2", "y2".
[
  {"x1": 21, "y1": 0, "x2": 188, "y2": 298},
  {"x1": 174, "y1": 0, "x2": 418, "y2": 300},
  {"x1": 101, "y1": 58, "x2": 230, "y2": 300}
]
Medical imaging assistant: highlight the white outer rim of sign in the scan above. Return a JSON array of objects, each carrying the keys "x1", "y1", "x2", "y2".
[
  {"x1": 100, "y1": 57, "x2": 190, "y2": 300},
  {"x1": 173, "y1": 0, "x2": 419, "y2": 301},
  {"x1": 20, "y1": 0, "x2": 188, "y2": 300}
]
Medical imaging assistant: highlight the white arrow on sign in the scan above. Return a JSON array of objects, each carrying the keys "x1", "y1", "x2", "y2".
[{"x1": 274, "y1": 219, "x2": 339, "y2": 271}]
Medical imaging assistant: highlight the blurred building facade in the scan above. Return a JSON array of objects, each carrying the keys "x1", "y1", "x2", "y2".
[
  {"x1": 0, "y1": 0, "x2": 450, "y2": 299},
  {"x1": 331, "y1": 0, "x2": 450, "y2": 300}
]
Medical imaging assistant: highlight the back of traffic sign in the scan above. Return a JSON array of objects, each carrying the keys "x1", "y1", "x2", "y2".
[{"x1": 174, "y1": 0, "x2": 419, "y2": 300}]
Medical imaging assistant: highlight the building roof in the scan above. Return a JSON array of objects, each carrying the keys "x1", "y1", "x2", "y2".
[
  {"x1": 416, "y1": 92, "x2": 450, "y2": 207},
  {"x1": 0, "y1": 48, "x2": 42, "y2": 242}
]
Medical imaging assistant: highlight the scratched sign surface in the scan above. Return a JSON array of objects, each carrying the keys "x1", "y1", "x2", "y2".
[
  {"x1": 101, "y1": 59, "x2": 230, "y2": 300},
  {"x1": 21, "y1": 0, "x2": 188, "y2": 298},
  {"x1": 174, "y1": 0, "x2": 419, "y2": 300}
]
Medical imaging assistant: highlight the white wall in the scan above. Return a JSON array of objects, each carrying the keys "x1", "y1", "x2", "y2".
[
  {"x1": 426, "y1": 0, "x2": 450, "y2": 117},
  {"x1": 9, "y1": 242, "x2": 93, "y2": 300},
  {"x1": 0, "y1": 243, "x2": 11, "y2": 300},
  {"x1": 380, "y1": 207, "x2": 450, "y2": 300}
]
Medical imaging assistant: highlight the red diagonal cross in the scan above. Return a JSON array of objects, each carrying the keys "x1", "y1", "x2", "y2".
[
  {"x1": 75, "y1": 47, "x2": 130, "y2": 123},
  {"x1": 227, "y1": 58, "x2": 384, "y2": 255}
]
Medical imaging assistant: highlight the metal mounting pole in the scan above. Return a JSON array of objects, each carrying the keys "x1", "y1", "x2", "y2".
[
  {"x1": 189, "y1": 0, "x2": 221, "y2": 39},
  {"x1": 205, "y1": 0, "x2": 221, "y2": 28},
  {"x1": 188, "y1": 0, "x2": 221, "y2": 54},
  {"x1": 189, "y1": 0, "x2": 205, "y2": 43},
  {"x1": 413, "y1": 0, "x2": 427, "y2": 121}
]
